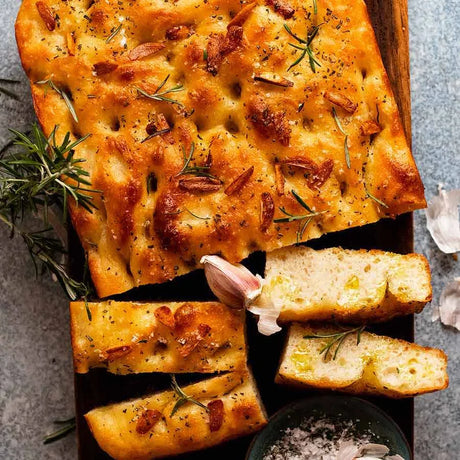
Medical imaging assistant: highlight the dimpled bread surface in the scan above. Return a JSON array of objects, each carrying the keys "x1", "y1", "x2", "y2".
[{"x1": 16, "y1": 0, "x2": 425, "y2": 296}]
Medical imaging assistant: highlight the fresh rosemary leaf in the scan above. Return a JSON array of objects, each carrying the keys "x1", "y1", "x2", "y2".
[
  {"x1": 332, "y1": 107, "x2": 351, "y2": 168},
  {"x1": 184, "y1": 207, "x2": 210, "y2": 220},
  {"x1": 313, "y1": 0, "x2": 318, "y2": 14},
  {"x1": 274, "y1": 190, "x2": 326, "y2": 243},
  {"x1": 136, "y1": 75, "x2": 184, "y2": 107},
  {"x1": 274, "y1": 190, "x2": 323, "y2": 223},
  {"x1": 106, "y1": 24, "x2": 122, "y2": 44},
  {"x1": 175, "y1": 143, "x2": 218, "y2": 179},
  {"x1": 36, "y1": 79, "x2": 78, "y2": 123},
  {"x1": 0, "y1": 125, "x2": 97, "y2": 301},
  {"x1": 291, "y1": 189, "x2": 314, "y2": 213},
  {"x1": 285, "y1": 23, "x2": 322, "y2": 72},
  {"x1": 141, "y1": 128, "x2": 171, "y2": 144},
  {"x1": 303, "y1": 325, "x2": 366, "y2": 360},
  {"x1": 297, "y1": 216, "x2": 313, "y2": 244},
  {"x1": 365, "y1": 188, "x2": 389, "y2": 208},
  {"x1": 170, "y1": 375, "x2": 209, "y2": 417},
  {"x1": 43, "y1": 417, "x2": 76, "y2": 444},
  {"x1": 1, "y1": 124, "x2": 98, "y2": 220}
]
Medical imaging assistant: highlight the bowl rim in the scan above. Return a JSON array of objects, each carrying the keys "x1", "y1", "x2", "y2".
[{"x1": 246, "y1": 394, "x2": 413, "y2": 460}]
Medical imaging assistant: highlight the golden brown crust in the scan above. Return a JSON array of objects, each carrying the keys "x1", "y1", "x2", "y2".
[
  {"x1": 264, "y1": 247, "x2": 433, "y2": 324},
  {"x1": 70, "y1": 300, "x2": 247, "y2": 374},
  {"x1": 16, "y1": 0, "x2": 425, "y2": 297},
  {"x1": 85, "y1": 371, "x2": 267, "y2": 460},
  {"x1": 276, "y1": 323, "x2": 449, "y2": 398}
]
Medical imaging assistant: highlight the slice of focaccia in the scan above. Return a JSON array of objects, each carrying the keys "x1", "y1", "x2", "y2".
[
  {"x1": 260, "y1": 246, "x2": 431, "y2": 323},
  {"x1": 70, "y1": 301, "x2": 246, "y2": 374},
  {"x1": 16, "y1": 0, "x2": 425, "y2": 297},
  {"x1": 85, "y1": 371, "x2": 267, "y2": 460},
  {"x1": 276, "y1": 323, "x2": 448, "y2": 398}
]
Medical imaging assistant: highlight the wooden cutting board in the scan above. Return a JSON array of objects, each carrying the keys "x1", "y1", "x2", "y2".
[{"x1": 72, "y1": 1, "x2": 415, "y2": 458}]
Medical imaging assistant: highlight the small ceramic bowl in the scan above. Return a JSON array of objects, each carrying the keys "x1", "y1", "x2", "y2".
[{"x1": 247, "y1": 395, "x2": 412, "y2": 460}]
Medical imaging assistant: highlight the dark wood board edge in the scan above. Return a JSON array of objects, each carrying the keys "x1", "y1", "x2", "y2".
[
  {"x1": 364, "y1": 0, "x2": 415, "y2": 450},
  {"x1": 72, "y1": 0, "x2": 418, "y2": 458}
]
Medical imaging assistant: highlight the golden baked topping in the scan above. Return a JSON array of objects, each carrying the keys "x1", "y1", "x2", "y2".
[
  {"x1": 247, "y1": 97, "x2": 291, "y2": 145},
  {"x1": 266, "y1": 0, "x2": 295, "y2": 19},
  {"x1": 225, "y1": 166, "x2": 254, "y2": 196},
  {"x1": 324, "y1": 90, "x2": 358, "y2": 113},
  {"x1": 260, "y1": 192, "x2": 275, "y2": 232},
  {"x1": 136, "y1": 409, "x2": 162, "y2": 435},
  {"x1": 154, "y1": 306, "x2": 176, "y2": 328},
  {"x1": 207, "y1": 399, "x2": 224, "y2": 432},
  {"x1": 35, "y1": 1, "x2": 55, "y2": 31},
  {"x1": 176, "y1": 323, "x2": 211, "y2": 357},
  {"x1": 71, "y1": 301, "x2": 247, "y2": 374},
  {"x1": 254, "y1": 73, "x2": 294, "y2": 88},
  {"x1": 16, "y1": 0, "x2": 426, "y2": 296},
  {"x1": 93, "y1": 61, "x2": 118, "y2": 76},
  {"x1": 361, "y1": 120, "x2": 382, "y2": 136},
  {"x1": 128, "y1": 42, "x2": 165, "y2": 61},
  {"x1": 101, "y1": 345, "x2": 132, "y2": 362}
]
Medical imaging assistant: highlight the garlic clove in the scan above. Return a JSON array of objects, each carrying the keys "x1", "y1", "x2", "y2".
[
  {"x1": 336, "y1": 440, "x2": 360, "y2": 460},
  {"x1": 425, "y1": 186, "x2": 460, "y2": 253},
  {"x1": 358, "y1": 444, "x2": 390, "y2": 456},
  {"x1": 247, "y1": 292, "x2": 282, "y2": 336},
  {"x1": 432, "y1": 277, "x2": 460, "y2": 330},
  {"x1": 200, "y1": 255, "x2": 263, "y2": 309}
]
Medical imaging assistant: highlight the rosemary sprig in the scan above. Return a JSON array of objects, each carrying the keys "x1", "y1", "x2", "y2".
[
  {"x1": 365, "y1": 187, "x2": 389, "y2": 208},
  {"x1": 43, "y1": 417, "x2": 76, "y2": 444},
  {"x1": 136, "y1": 75, "x2": 184, "y2": 107},
  {"x1": 0, "y1": 125, "x2": 97, "y2": 301},
  {"x1": 332, "y1": 107, "x2": 350, "y2": 168},
  {"x1": 184, "y1": 207, "x2": 210, "y2": 220},
  {"x1": 0, "y1": 78, "x2": 21, "y2": 100},
  {"x1": 284, "y1": 24, "x2": 322, "y2": 72},
  {"x1": 21, "y1": 229, "x2": 92, "y2": 301},
  {"x1": 304, "y1": 325, "x2": 366, "y2": 360},
  {"x1": 1, "y1": 125, "x2": 97, "y2": 221},
  {"x1": 141, "y1": 128, "x2": 171, "y2": 144},
  {"x1": 274, "y1": 190, "x2": 325, "y2": 243},
  {"x1": 313, "y1": 0, "x2": 317, "y2": 14},
  {"x1": 106, "y1": 24, "x2": 122, "y2": 44},
  {"x1": 170, "y1": 375, "x2": 209, "y2": 417},
  {"x1": 35, "y1": 79, "x2": 78, "y2": 123},
  {"x1": 175, "y1": 142, "x2": 217, "y2": 179}
]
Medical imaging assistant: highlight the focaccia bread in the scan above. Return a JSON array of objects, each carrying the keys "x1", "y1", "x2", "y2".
[
  {"x1": 276, "y1": 323, "x2": 448, "y2": 398},
  {"x1": 85, "y1": 371, "x2": 267, "y2": 459},
  {"x1": 70, "y1": 300, "x2": 246, "y2": 374},
  {"x1": 259, "y1": 246, "x2": 431, "y2": 323},
  {"x1": 16, "y1": 0, "x2": 425, "y2": 297}
]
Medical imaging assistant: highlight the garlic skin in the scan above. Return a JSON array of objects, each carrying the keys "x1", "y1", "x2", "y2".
[
  {"x1": 425, "y1": 186, "x2": 460, "y2": 253},
  {"x1": 200, "y1": 255, "x2": 263, "y2": 309},
  {"x1": 432, "y1": 277, "x2": 460, "y2": 330},
  {"x1": 247, "y1": 293, "x2": 282, "y2": 336}
]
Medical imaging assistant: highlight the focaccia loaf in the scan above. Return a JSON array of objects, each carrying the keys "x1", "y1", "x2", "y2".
[
  {"x1": 276, "y1": 323, "x2": 448, "y2": 398},
  {"x1": 85, "y1": 371, "x2": 267, "y2": 460},
  {"x1": 16, "y1": 0, "x2": 425, "y2": 297},
  {"x1": 260, "y1": 246, "x2": 431, "y2": 323},
  {"x1": 71, "y1": 300, "x2": 246, "y2": 374}
]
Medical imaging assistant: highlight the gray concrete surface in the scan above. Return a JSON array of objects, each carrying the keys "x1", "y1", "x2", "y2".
[{"x1": 0, "y1": 0, "x2": 458, "y2": 458}]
